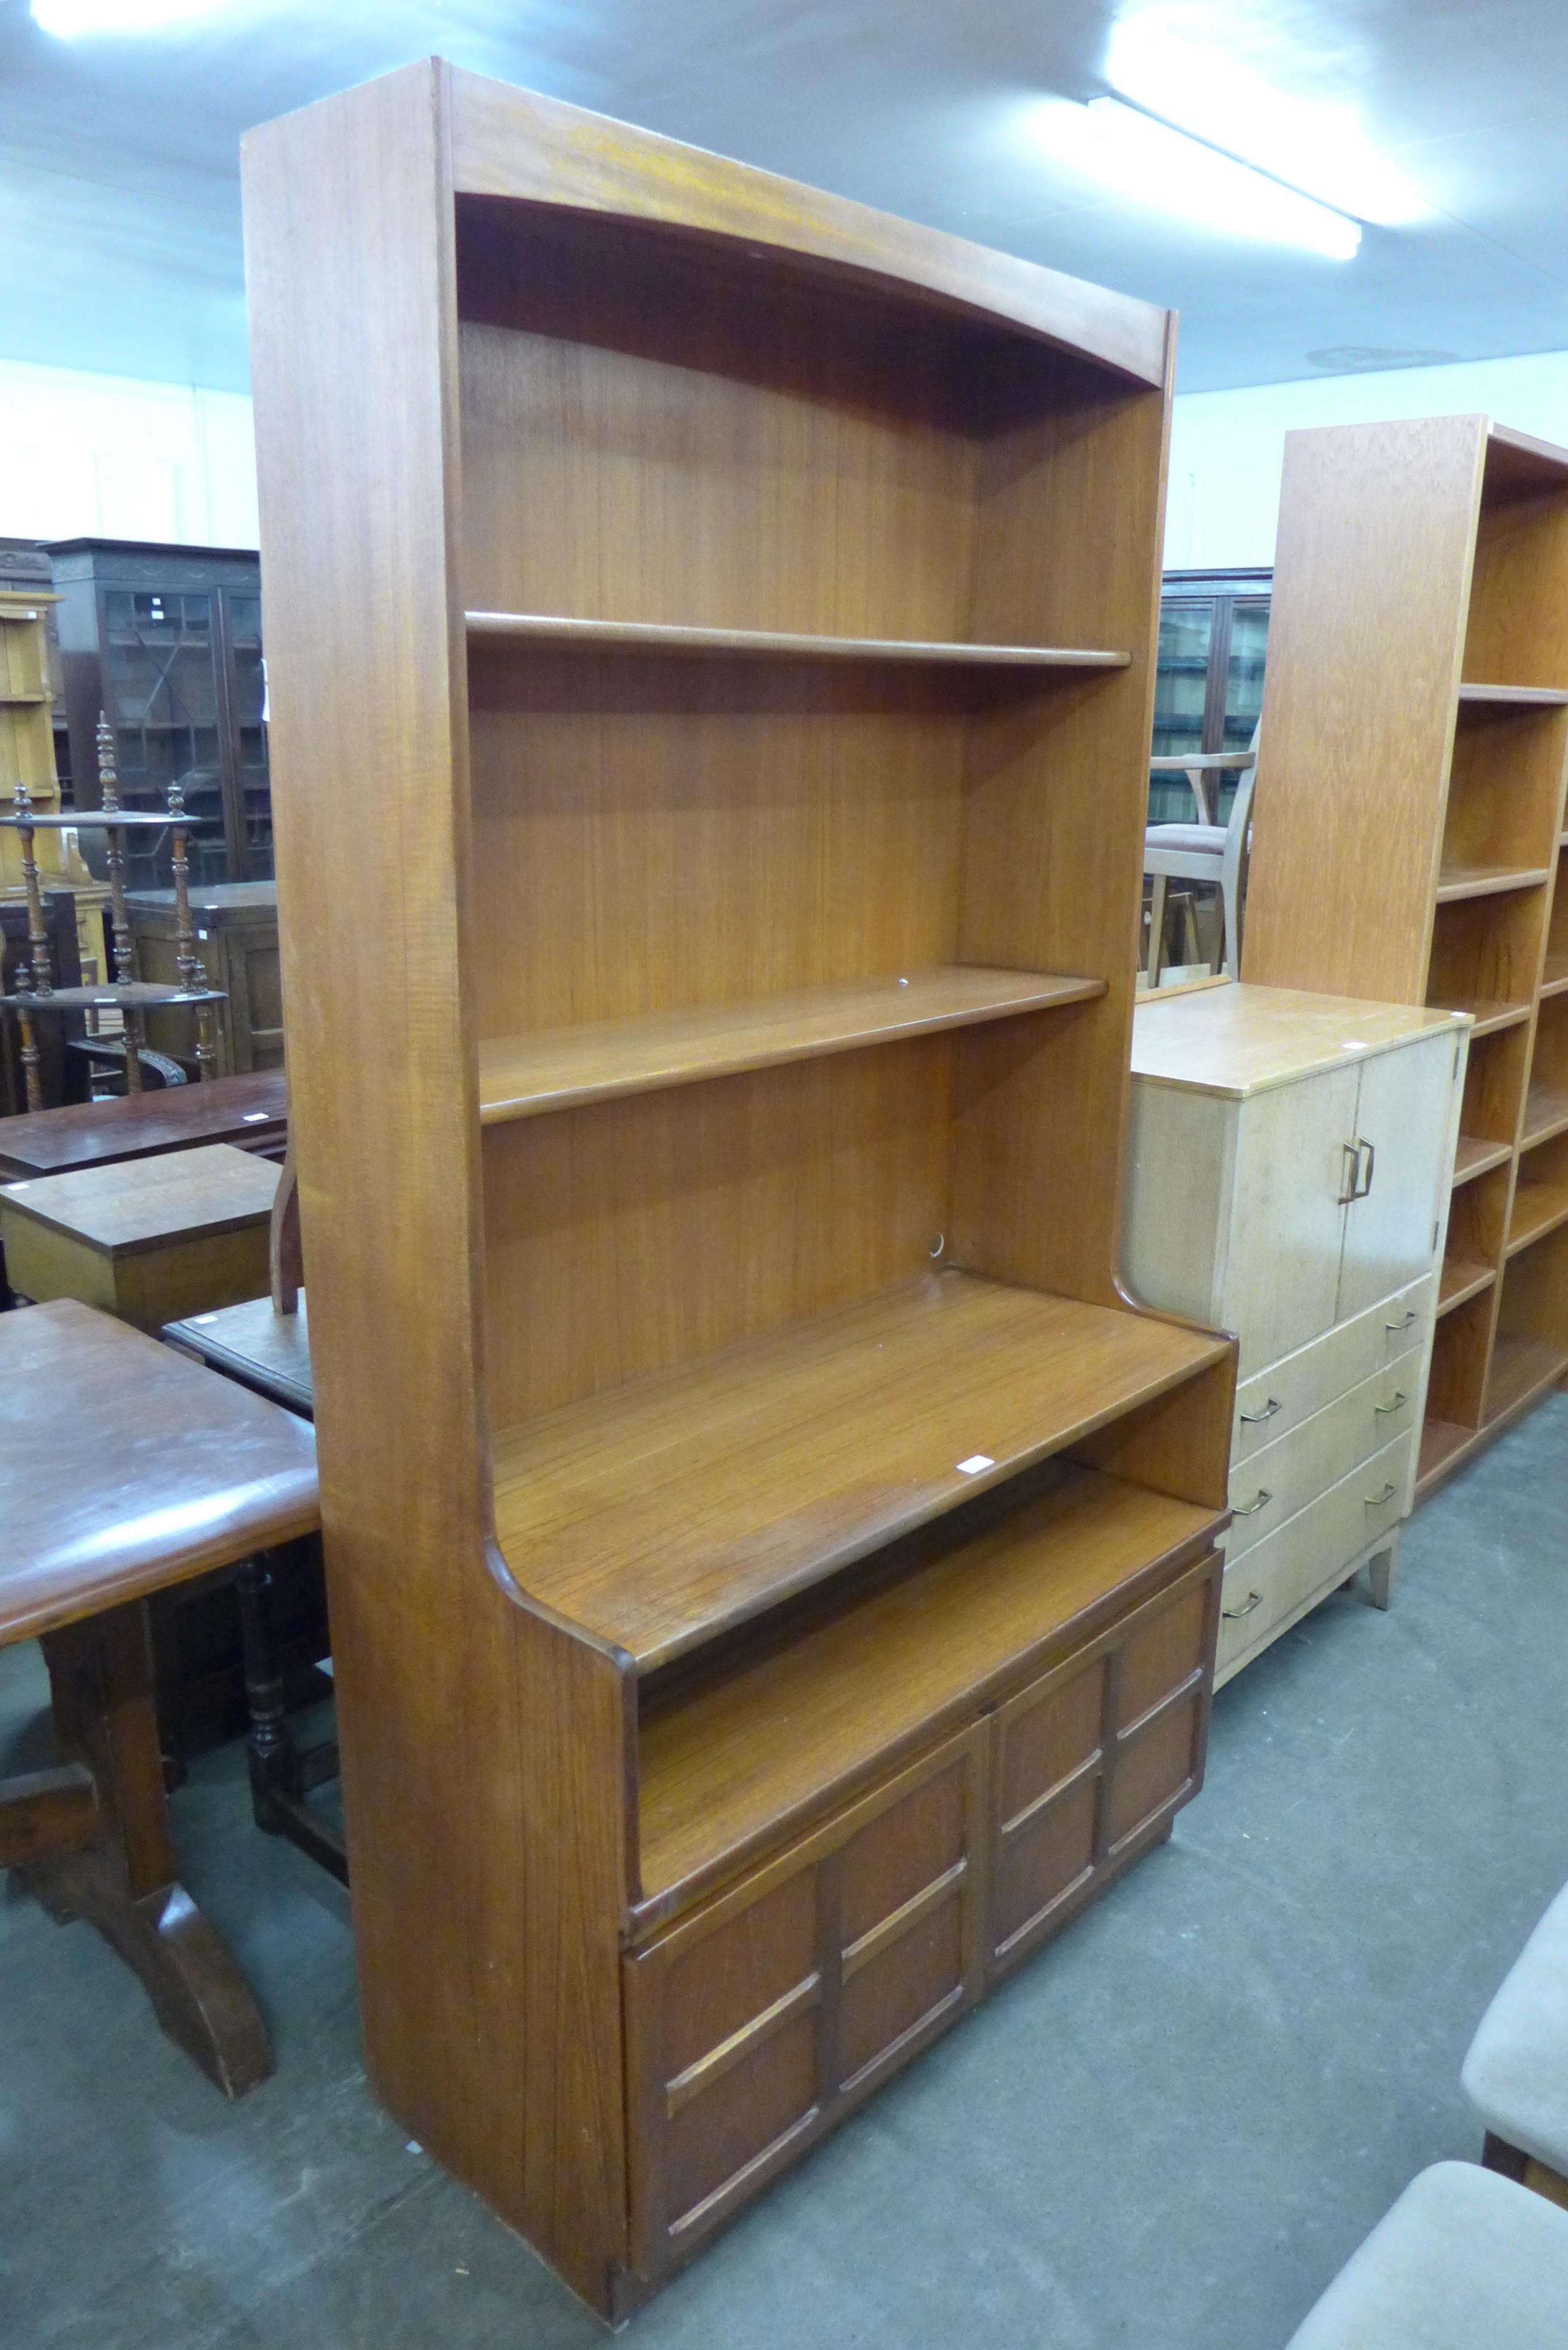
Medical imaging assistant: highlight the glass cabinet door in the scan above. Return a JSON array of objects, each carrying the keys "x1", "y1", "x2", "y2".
[
  {"x1": 102, "y1": 587, "x2": 228, "y2": 888},
  {"x1": 1149, "y1": 600, "x2": 1215, "y2": 822},
  {"x1": 1215, "y1": 598, "x2": 1269, "y2": 823},
  {"x1": 224, "y1": 589, "x2": 273, "y2": 881}
]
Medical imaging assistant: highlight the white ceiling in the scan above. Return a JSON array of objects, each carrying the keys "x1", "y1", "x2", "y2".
[{"x1": 3, "y1": 0, "x2": 1568, "y2": 396}]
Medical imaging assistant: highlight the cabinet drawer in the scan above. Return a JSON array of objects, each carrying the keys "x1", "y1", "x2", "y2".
[
  {"x1": 625, "y1": 1728, "x2": 987, "y2": 2278},
  {"x1": 1232, "y1": 1273, "x2": 1432, "y2": 1459},
  {"x1": 1225, "y1": 1347, "x2": 1422, "y2": 1560},
  {"x1": 1216, "y1": 1431, "x2": 1411, "y2": 1680}
]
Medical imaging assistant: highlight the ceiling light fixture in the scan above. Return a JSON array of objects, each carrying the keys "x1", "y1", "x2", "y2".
[
  {"x1": 1104, "y1": 17, "x2": 1427, "y2": 228},
  {"x1": 31, "y1": 0, "x2": 245, "y2": 34},
  {"x1": 1045, "y1": 96, "x2": 1361, "y2": 261}
]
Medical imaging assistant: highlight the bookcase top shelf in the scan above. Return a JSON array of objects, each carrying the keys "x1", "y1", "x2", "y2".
[
  {"x1": 638, "y1": 1461, "x2": 1220, "y2": 1914},
  {"x1": 477, "y1": 966, "x2": 1106, "y2": 1125},
  {"x1": 465, "y1": 612, "x2": 1133, "y2": 670},
  {"x1": 1457, "y1": 683, "x2": 1568, "y2": 707},
  {"x1": 490, "y1": 1269, "x2": 1230, "y2": 1673}
]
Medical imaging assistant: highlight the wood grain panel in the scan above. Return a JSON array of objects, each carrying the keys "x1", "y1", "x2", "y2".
[
  {"x1": 466, "y1": 612, "x2": 1130, "y2": 667},
  {"x1": 447, "y1": 72, "x2": 1169, "y2": 383},
  {"x1": 243, "y1": 62, "x2": 634, "y2": 2316},
  {"x1": 490, "y1": 1270, "x2": 1231, "y2": 1669},
  {"x1": 467, "y1": 649, "x2": 969, "y2": 1032},
  {"x1": 1243, "y1": 416, "x2": 1486, "y2": 1004},
  {"x1": 482, "y1": 1039, "x2": 954, "y2": 1422}
]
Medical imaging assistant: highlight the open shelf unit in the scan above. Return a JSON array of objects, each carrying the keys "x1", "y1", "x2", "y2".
[
  {"x1": 1243, "y1": 414, "x2": 1568, "y2": 1500},
  {"x1": 0, "y1": 590, "x2": 109, "y2": 995},
  {"x1": 245, "y1": 60, "x2": 1234, "y2": 2318}
]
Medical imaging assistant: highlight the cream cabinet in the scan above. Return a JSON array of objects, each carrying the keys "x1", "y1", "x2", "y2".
[{"x1": 1122, "y1": 983, "x2": 1468, "y2": 1683}]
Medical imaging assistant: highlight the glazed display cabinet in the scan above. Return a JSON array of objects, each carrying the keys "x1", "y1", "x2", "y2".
[
  {"x1": 1150, "y1": 568, "x2": 1271, "y2": 823},
  {"x1": 49, "y1": 538, "x2": 273, "y2": 891}
]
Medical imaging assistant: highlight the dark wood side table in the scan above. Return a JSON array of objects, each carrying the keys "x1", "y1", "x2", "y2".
[
  {"x1": 0, "y1": 1298, "x2": 319, "y2": 2094},
  {"x1": 0, "y1": 1066, "x2": 286, "y2": 1182}
]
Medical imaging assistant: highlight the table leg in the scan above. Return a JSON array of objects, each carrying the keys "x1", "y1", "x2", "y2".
[{"x1": 22, "y1": 1599, "x2": 274, "y2": 2098}]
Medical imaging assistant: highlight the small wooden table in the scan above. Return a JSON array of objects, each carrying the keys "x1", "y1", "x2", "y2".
[
  {"x1": 0, "y1": 1067, "x2": 287, "y2": 1182},
  {"x1": 0, "y1": 1298, "x2": 319, "y2": 2094},
  {"x1": 0, "y1": 1143, "x2": 280, "y2": 1329}
]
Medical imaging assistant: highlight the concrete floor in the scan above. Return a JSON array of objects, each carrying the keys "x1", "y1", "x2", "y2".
[{"x1": 6, "y1": 1397, "x2": 1568, "y2": 2349}]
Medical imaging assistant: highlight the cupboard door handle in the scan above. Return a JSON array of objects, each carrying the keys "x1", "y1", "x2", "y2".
[
  {"x1": 1223, "y1": 1589, "x2": 1264, "y2": 1619},
  {"x1": 1357, "y1": 1138, "x2": 1376, "y2": 1197},
  {"x1": 1338, "y1": 1141, "x2": 1361, "y2": 1205},
  {"x1": 1364, "y1": 1481, "x2": 1399, "y2": 1506},
  {"x1": 1385, "y1": 1309, "x2": 1419, "y2": 1332},
  {"x1": 1233, "y1": 1489, "x2": 1272, "y2": 1516},
  {"x1": 1239, "y1": 1396, "x2": 1282, "y2": 1424},
  {"x1": 1374, "y1": 1390, "x2": 1409, "y2": 1415}
]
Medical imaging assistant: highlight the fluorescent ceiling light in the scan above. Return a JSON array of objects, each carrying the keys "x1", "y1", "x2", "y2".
[
  {"x1": 1105, "y1": 17, "x2": 1427, "y2": 228},
  {"x1": 32, "y1": 0, "x2": 243, "y2": 32},
  {"x1": 1045, "y1": 96, "x2": 1361, "y2": 261}
]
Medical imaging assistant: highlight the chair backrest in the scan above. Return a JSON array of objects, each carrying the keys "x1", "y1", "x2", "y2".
[{"x1": 1220, "y1": 721, "x2": 1262, "y2": 937}]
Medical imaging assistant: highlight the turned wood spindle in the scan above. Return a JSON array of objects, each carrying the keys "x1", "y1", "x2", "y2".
[
  {"x1": 168, "y1": 777, "x2": 217, "y2": 1082},
  {"x1": 95, "y1": 710, "x2": 143, "y2": 1095}
]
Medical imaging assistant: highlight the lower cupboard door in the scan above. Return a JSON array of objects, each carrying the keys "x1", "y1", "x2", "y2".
[
  {"x1": 623, "y1": 1725, "x2": 987, "y2": 2277},
  {"x1": 990, "y1": 1554, "x2": 1220, "y2": 1980}
]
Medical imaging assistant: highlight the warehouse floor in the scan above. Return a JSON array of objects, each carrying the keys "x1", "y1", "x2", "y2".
[{"x1": 6, "y1": 1395, "x2": 1567, "y2": 2349}]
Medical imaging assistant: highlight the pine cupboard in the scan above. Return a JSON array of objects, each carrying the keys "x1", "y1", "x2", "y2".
[
  {"x1": 1122, "y1": 985, "x2": 1467, "y2": 1681},
  {"x1": 243, "y1": 61, "x2": 1236, "y2": 2318}
]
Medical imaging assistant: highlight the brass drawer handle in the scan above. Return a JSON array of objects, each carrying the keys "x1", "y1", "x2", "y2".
[
  {"x1": 1364, "y1": 1481, "x2": 1399, "y2": 1506},
  {"x1": 1385, "y1": 1309, "x2": 1419, "y2": 1332},
  {"x1": 1239, "y1": 1396, "x2": 1282, "y2": 1424},
  {"x1": 1223, "y1": 1589, "x2": 1264, "y2": 1619},
  {"x1": 1373, "y1": 1390, "x2": 1410, "y2": 1415},
  {"x1": 1233, "y1": 1489, "x2": 1273, "y2": 1516}
]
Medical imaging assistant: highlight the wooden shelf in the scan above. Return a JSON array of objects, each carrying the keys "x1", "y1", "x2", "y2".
[
  {"x1": 1521, "y1": 1083, "x2": 1568, "y2": 1150},
  {"x1": 1457, "y1": 683, "x2": 1568, "y2": 708},
  {"x1": 1446, "y1": 998, "x2": 1531, "y2": 1037},
  {"x1": 1539, "y1": 955, "x2": 1568, "y2": 998},
  {"x1": 1416, "y1": 1418, "x2": 1477, "y2": 1495},
  {"x1": 0, "y1": 691, "x2": 47, "y2": 705},
  {"x1": 465, "y1": 610, "x2": 1132, "y2": 670},
  {"x1": 1434, "y1": 863, "x2": 1553, "y2": 903},
  {"x1": 1506, "y1": 1180, "x2": 1568, "y2": 1257},
  {"x1": 638, "y1": 1463, "x2": 1217, "y2": 1911},
  {"x1": 1453, "y1": 1134, "x2": 1514, "y2": 1187},
  {"x1": 477, "y1": 967, "x2": 1105, "y2": 1124},
  {"x1": 491, "y1": 1270, "x2": 1230, "y2": 1674},
  {"x1": 0, "y1": 981, "x2": 224, "y2": 1013},
  {"x1": 1485, "y1": 1334, "x2": 1568, "y2": 1425},
  {"x1": 1438, "y1": 1257, "x2": 1496, "y2": 1315}
]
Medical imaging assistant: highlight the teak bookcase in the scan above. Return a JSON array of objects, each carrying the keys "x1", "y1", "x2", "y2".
[
  {"x1": 1244, "y1": 416, "x2": 1568, "y2": 1503},
  {"x1": 243, "y1": 61, "x2": 1235, "y2": 2318}
]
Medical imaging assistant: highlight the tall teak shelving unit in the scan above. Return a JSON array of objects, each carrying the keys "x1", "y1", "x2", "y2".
[
  {"x1": 1243, "y1": 416, "x2": 1568, "y2": 1500},
  {"x1": 244, "y1": 62, "x2": 1236, "y2": 2317}
]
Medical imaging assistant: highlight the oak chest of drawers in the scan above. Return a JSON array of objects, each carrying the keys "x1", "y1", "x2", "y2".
[{"x1": 1121, "y1": 983, "x2": 1469, "y2": 1682}]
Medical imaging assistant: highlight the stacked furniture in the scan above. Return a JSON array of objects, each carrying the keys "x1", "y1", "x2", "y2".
[
  {"x1": 1241, "y1": 416, "x2": 1568, "y2": 1499},
  {"x1": 244, "y1": 59, "x2": 1237, "y2": 2316},
  {"x1": 0, "y1": 587, "x2": 109, "y2": 986},
  {"x1": 1122, "y1": 983, "x2": 1468, "y2": 1682}
]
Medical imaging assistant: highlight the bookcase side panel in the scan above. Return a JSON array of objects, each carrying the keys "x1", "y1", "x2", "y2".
[
  {"x1": 1241, "y1": 418, "x2": 1483, "y2": 1004},
  {"x1": 243, "y1": 65, "x2": 633, "y2": 2315}
]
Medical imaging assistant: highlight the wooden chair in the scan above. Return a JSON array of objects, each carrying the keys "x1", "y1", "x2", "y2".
[
  {"x1": 1144, "y1": 724, "x2": 1261, "y2": 985},
  {"x1": 0, "y1": 1297, "x2": 319, "y2": 2094}
]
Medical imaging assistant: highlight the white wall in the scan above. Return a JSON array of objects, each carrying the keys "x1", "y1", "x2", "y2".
[
  {"x1": 0, "y1": 357, "x2": 258, "y2": 549},
  {"x1": 1166, "y1": 348, "x2": 1568, "y2": 571}
]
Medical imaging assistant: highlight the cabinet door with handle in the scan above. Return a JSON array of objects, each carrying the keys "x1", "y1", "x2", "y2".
[
  {"x1": 1225, "y1": 1061, "x2": 1360, "y2": 1373},
  {"x1": 1336, "y1": 1032, "x2": 1462, "y2": 1322}
]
